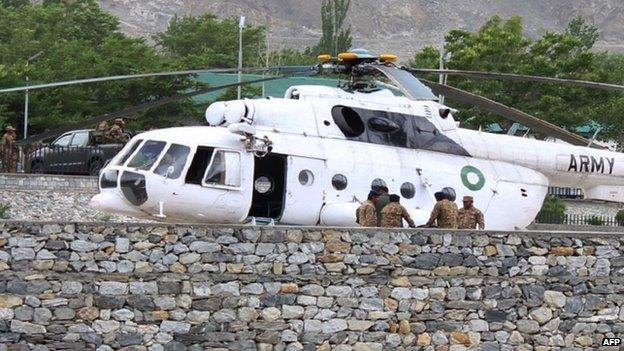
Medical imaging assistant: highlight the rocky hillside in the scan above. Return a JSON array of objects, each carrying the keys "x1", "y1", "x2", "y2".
[{"x1": 99, "y1": 0, "x2": 624, "y2": 60}]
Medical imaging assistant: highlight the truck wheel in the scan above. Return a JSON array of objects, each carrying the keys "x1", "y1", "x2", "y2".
[
  {"x1": 30, "y1": 161, "x2": 44, "y2": 174},
  {"x1": 89, "y1": 158, "x2": 103, "y2": 176}
]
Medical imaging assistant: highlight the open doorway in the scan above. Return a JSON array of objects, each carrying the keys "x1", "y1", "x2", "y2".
[{"x1": 247, "y1": 153, "x2": 286, "y2": 219}]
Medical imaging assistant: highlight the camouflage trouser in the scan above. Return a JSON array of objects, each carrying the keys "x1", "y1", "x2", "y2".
[{"x1": 1, "y1": 152, "x2": 16, "y2": 173}]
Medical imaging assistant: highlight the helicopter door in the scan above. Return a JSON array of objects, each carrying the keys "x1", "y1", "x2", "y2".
[
  {"x1": 248, "y1": 153, "x2": 287, "y2": 220},
  {"x1": 280, "y1": 156, "x2": 325, "y2": 225}
]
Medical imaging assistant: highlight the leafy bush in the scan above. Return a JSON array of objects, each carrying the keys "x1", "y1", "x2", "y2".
[
  {"x1": 0, "y1": 203, "x2": 10, "y2": 219},
  {"x1": 617, "y1": 210, "x2": 624, "y2": 226},
  {"x1": 536, "y1": 196, "x2": 566, "y2": 224},
  {"x1": 586, "y1": 216, "x2": 604, "y2": 226}
]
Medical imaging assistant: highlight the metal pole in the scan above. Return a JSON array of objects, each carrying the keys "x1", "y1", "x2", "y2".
[
  {"x1": 438, "y1": 42, "x2": 445, "y2": 104},
  {"x1": 23, "y1": 51, "x2": 43, "y2": 140},
  {"x1": 237, "y1": 16, "x2": 245, "y2": 100},
  {"x1": 24, "y1": 74, "x2": 29, "y2": 139},
  {"x1": 262, "y1": 31, "x2": 269, "y2": 98}
]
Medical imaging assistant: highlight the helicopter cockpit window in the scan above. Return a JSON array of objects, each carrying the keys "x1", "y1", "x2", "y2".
[
  {"x1": 185, "y1": 146, "x2": 214, "y2": 185},
  {"x1": 331, "y1": 106, "x2": 365, "y2": 138},
  {"x1": 127, "y1": 140, "x2": 166, "y2": 170},
  {"x1": 154, "y1": 143, "x2": 191, "y2": 179},
  {"x1": 203, "y1": 150, "x2": 241, "y2": 188},
  {"x1": 116, "y1": 139, "x2": 142, "y2": 166}
]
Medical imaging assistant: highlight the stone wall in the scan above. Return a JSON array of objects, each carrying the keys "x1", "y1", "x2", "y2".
[
  {"x1": 0, "y1": 174, "x2": 97, "y2": 192},
  {"x1": 0, "y1": 222, "x2": 622, "y2": 350}
]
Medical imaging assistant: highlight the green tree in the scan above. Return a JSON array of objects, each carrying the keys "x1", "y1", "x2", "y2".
[
  {"x1": 217, "y1": 85, "x2": 262, "y2": 101},
  {"x1": 616, "y1": 210, "x2": 624, "y2": 226},
  {"x1": 312, "y1": 0, "x2": 352, "y2": 55},
  {"x1": 409, "y1": 16, "x2": 624, "y2": 139},
  {"x1": 267, "y1": 48, "x2": 317, "y2": 66},
  {"x1": 536, "y1": 196, "x2": 566, "y2": 224},
  {"x1": 155, "y1": 14, "x2": 265, "y2": 69},
  {"x1": 0, "y1": 0, "x2": 200, "y2": 135},
  {"x1": 1, "y1": 0, "x2": 28, "y2": 7}
]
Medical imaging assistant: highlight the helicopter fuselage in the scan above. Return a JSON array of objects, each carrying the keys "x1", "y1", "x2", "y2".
[{"x1": 90, "y1": 85, "x2": 624, "y2": 230}]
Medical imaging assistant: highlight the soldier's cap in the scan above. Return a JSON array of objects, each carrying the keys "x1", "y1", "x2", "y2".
[
  {"x1": 389, "y1": 194, "x2": 400, "y2": 202},
  {"x1": 114, "y1": 118, "x2": 125, "y2": 125},
  {"x1": 434, "y1": 191, "x2": 445, "y2": 200},
  {"x1": 368, "y1": 190, "x2": 380, "y2": 198},
  {"x1": 5, "y1": 125, "x2": 15, "y2": 132},
  {"x1": 463, "y1": 195, "x2": 474, "y2": 202}
]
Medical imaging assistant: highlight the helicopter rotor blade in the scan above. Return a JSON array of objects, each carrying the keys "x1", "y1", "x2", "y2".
[
  {"x1": 409, "y1": 68, "x2": 624, "y2": 92},
  {"x1": 16, "y1": 73, "x2": 298, "y2": 146},
  {"x1": 0, "y1": 65, "x2": 314, "y2": 94},
  {"x1": 419, "y1": 78, "x2": 595, "y2": 147}
]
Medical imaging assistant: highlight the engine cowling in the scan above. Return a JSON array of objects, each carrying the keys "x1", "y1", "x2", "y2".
[{"x1": 205, "y1": 100, "x2": 252, "y2": 126}]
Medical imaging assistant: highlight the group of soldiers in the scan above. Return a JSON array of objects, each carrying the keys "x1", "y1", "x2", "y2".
[
  {"x1": 425, "y1": 191, "x2": 485, "y2": 229},
  {"x1": 94, "y1": 118, "x2": 128, "y2": 144},
  {"x1": 356, "y1": 185, "x2": 485, "y2": 229},
  {"x1": 356, "y1": 186, "x2": 417, "y2": 228}
]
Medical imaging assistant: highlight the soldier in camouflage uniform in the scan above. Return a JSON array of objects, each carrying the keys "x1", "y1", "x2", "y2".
[
  {"x1": 356, "y1": 190, "x2": 380, "y2": 227},
  {"x1": 107, "y1": 118, "x2": 128, "y2": 143},
  {"x1": 425, "y1": 191, "x2": 458, "y2": 228},
  {"x1": 1, "y1": 125, "x2": 17, "y2": 173},
  {"x1": 458, "y1": 195, "x2": 485, "y2": 229},
  {"x1": 444, "y1": 191, "x2": 460, "y2": 224},
  {"x1": 381, "y1": 194, "x2": 416, "y2": 228},
  {"x1": 94, "y1": 121, "x2": 109, "y2": 144},
  {"x1": 374, "y1": 185, "x2": 390, "y2": 226}
]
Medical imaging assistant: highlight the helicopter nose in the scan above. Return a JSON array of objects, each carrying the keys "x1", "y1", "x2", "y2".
[{"x1": 90, "y1": 192, "x2": 146, "y2": 217}]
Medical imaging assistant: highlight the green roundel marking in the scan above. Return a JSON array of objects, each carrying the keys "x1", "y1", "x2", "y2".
[{"x1": 461, "y1": 165, "x2": 485, "y2": 191}]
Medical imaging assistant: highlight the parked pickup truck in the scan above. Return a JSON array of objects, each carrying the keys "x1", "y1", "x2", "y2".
[{"x1": 26, "y1": 129, "x2": 130, "y2": 175}]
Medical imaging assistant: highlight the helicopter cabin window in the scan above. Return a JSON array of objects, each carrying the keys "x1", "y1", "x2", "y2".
[
  {"x1": 154, "y1": 143, "x2": 191, "y2": 179},
  {"x1": 203, "y1": 150, "x2": 241, "y2": 188},
  {"x1": 185, "y1": 146, "x2": 214, "y2": 185},
  {"x1": 332, "y1": 174, "x2": 348, "y2": 190},
  {"x1": 116, "y1": 139, "x2": 142, "y2": 166},
  {"x1": 371, "y1": 178, "x2": 387, "y2": 189},
  {"x1": 400, "y1": 182, "x2": 415, "y2": 199},
  {"x1": 442, "y1": 187, "x2": 456, "y2": 201},
  {"x1": 127, "y1": 140, "x2": 166, "y2": 171}
]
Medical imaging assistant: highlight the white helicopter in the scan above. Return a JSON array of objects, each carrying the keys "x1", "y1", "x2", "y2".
[{"x1": 7, "y1": 49, "x2": 624, "y2": 230}]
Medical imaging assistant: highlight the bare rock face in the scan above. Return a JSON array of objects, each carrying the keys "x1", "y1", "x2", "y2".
[{"x1": 98, "y1": 0, "x2": 624, "y2": 59}]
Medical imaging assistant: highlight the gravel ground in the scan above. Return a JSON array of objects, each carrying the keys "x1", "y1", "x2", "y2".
[{"x1": 0, "y1": 190, "x2": 146, "y2": 222}]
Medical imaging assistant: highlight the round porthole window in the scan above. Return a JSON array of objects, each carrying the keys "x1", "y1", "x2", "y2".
[
  {"x1": 442, "y1": 187, "x2": 457, "y2": 201},
  {"x1": 371, "y1": 178, "x2": 387, "y2": 189},
  {"x1": 298, "y1": 170, "x2": 314, "y2": 186},
  {"x1": 254, "y1": 176, "x2": 273, "y2": 194},
  {"x1": 400, "y1": 182, "x2": 415, "y2": 199},
  {"x1": 332, "y1": 174, "x2": 348, "y2": 191}
]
